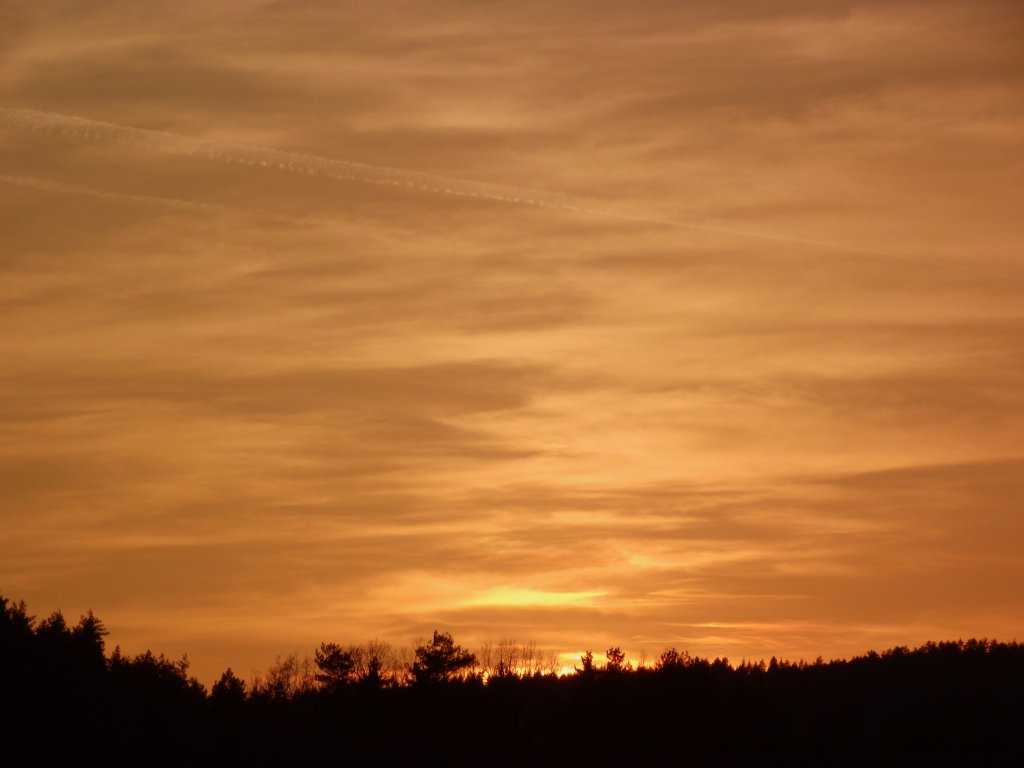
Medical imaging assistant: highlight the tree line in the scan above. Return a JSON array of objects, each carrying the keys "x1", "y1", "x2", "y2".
[{"x1": 2, "y1": 593, "x2": 1022, "y2": 766}]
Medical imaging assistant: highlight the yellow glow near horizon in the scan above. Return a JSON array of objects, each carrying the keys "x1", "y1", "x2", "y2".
[{"x1": 463, "y1": 588, "x2": 607, "y2": 609}]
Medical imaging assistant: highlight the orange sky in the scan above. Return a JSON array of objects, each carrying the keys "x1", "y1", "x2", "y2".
[{"x1": 2, "y1": 0, "x2": 1023, "y2": 684}]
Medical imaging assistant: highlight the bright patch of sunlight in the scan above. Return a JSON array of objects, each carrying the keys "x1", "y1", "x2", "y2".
[{"x1": 462, "y1": 587, "x2": 606, "y2": 608}]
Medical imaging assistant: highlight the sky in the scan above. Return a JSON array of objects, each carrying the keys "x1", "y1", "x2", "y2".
[{"x1": 1, "y1": 0, "x2": 1023, "y2": 684}]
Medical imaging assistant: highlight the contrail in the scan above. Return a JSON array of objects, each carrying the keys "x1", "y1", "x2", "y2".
[
  {"x1": 1, "y1": 107, "x2": 1014, "y2": 279},
  {"x1": 0, "y1": 173, "x2": 228, "y2": 215},
  {"x1": 0, "y1": 106, "x2": 634, "y2": 221},
  {"x1": 0, "y1": 172, "x2": 477, "y2": 251}
]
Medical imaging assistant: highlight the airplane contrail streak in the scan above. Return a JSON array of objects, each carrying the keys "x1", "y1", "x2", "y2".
[
  {"x1": 0, "y1": 173, "x2": 476, "y2": 251},
  {"x1": 0, "y1": 173, "x2": 228, "y2": 215},
  {"x1": 0, "y1": 107, "x2": 629, "y2": 220},
  {"x1": 1, "y1": 107, "x2": 1014, "y2": 279}
]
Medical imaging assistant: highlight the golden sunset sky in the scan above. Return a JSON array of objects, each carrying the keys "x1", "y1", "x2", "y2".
[{"x1": 2, "y1": 0, "x2": 1023, "y2": 683}]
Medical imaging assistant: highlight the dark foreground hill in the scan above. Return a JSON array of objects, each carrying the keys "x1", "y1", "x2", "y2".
[{"x1": 2, "y1": 594, "x2": 1021, "y2": 766}]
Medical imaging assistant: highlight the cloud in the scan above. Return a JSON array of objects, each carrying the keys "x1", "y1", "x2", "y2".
[{"x1": 2, "y1": 0, "x2": 1022, "y2": 685}]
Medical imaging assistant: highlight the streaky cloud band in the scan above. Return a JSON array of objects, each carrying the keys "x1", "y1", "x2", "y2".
[
  {"x1": 0, "y1": 173, "x2": 473, "y2": 249},
  {"x1": 0, "y1": 107, "x2": 633, "y2": 220},
  {"x1": 0, "y1": 173, "x2": 228, "y2": 215},
  {"x1": 1, "y1": 107, "x2": 1012, "y2": 280}
]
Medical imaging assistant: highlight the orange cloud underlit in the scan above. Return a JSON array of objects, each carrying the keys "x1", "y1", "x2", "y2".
[{"x1": 1, "y1": 0, "x2": 1022, "y2": 685}]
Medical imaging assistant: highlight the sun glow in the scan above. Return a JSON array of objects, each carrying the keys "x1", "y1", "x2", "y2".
[{"x1": 463, "y1": 588, "x2": 607, "y2": 609}]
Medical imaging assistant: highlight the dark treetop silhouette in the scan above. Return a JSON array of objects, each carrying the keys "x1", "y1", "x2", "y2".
[{"x1": 2, "y1": 593, "x2": 1022, "y2": 767}]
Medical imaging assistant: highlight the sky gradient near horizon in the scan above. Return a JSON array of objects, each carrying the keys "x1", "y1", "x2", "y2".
[{"x1": 2, "y1": 0, "x2": 1023, "y2": 684}]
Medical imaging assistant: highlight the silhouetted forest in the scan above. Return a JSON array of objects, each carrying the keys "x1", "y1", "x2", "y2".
[{"x1": 2, "y1": 594, "x2": 1022, "y2": 766}]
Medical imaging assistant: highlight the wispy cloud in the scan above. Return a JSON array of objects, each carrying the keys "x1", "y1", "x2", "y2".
[{"x1": 2, "y1": 0, "x2": 1022, "y2": 684}]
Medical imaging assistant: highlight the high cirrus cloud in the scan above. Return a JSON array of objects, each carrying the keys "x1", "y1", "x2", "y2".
[{"x1": 1, "y1": 0, "x2": 1022, "y2": 684}]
